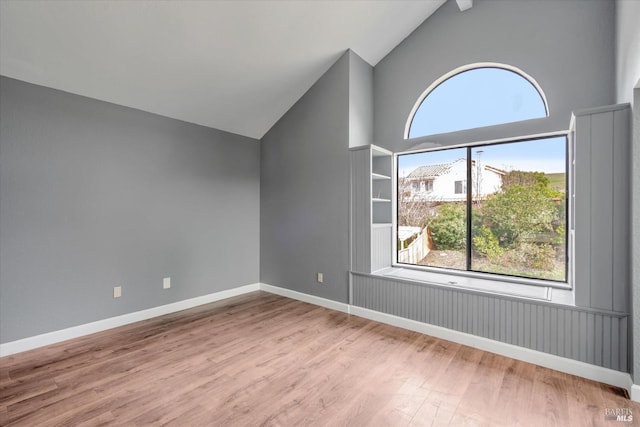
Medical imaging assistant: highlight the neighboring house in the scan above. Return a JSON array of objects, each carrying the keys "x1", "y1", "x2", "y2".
[{"x1": 402, "y1": 158, "x2": 505, "y2": 202}]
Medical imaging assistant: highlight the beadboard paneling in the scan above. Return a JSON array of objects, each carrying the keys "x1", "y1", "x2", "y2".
[
  {"x1": 350, "y1": 148, "x2": 371, "y2": 273},
  {"x1": 573, "y1": 105, "x2": 631, "y2": 313},
  {"x1": 352, "y1": 273, "x2": 629, "y2": 372},
  {"x1": 371, "y1": 225, "x2": 392, "y2": 272}
]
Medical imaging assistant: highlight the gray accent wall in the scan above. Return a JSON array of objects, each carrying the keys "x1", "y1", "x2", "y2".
[
  {"x1": 260, "y1": 50, "x2": 374, "y2": 302},
  {"x1": 0, "y1": 76, "x2": 260, "y2": 343},
  {"x1": 374, "y1": 0, "x2": 615, "y2": 152},
  {"x1": 260, "y1": 52, "x2": 351, "y2": 303}
]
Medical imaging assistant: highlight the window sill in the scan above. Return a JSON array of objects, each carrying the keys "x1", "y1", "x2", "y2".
[{"x1": 372, "y1": 266, "x2": 574, "y2": 305}]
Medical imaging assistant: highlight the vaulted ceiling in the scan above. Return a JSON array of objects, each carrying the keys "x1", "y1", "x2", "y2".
[{"x1": 0, "y1": 0, "x2": 446, "y2": 139}]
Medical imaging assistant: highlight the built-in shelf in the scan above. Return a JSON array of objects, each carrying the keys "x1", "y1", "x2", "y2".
[
  {"x1": 350, "y1": 144, "x2": 394, "y2": 274},
  {"x1": 371, "y1": 146, "x2": 393, "y2": 226}
]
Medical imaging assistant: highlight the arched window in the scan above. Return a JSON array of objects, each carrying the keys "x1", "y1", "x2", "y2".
[
  {"x1": 406, "y1": 64, "x2": 548, "y2": 139},
  {"x1": 398, "y1": 64, "x2": 567, "y2": 283}
]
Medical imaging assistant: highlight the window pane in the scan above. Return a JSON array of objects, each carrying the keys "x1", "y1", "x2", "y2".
[
  {"x1": 409, "y1": 68, "x2": 547, "y2": 138},
  {"x1": 470, "y1": 137, "x2": 566, "y2": 281},
  {"x1": 398, "y1": 148, "x2": 467, "y2": 270}
]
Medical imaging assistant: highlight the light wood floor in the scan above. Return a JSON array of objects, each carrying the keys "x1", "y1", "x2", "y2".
[{"x1": 1, "y1": 291, "x2": 638, "y2": 426}]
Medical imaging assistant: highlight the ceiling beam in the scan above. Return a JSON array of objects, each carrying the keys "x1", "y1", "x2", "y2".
[{"x1": 456, "y1": 0, "x2": 473, "y2": 12}]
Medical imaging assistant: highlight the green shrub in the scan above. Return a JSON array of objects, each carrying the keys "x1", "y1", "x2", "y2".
[
  {"x1": 473, "y1": 226, "x2": 503, "y2": 260},
  {"x1": 503, "y1": 242, "x2": 556, "y2": 271},
  {"x1": 428, "y1": 203, "x2": 466, "y2": 250},
  {"x1": 480, "y1": 184, "x2": 558, "y2": 247}
]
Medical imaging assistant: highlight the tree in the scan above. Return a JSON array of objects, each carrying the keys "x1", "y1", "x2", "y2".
[
  {"x1": 428, "y1": 203, "x2": 466, "y2": 250},
  {"x1": 501, "y1": 170, "x2": 549, "y2": 191},
  {"x1": 479, "y1": 184, "x2": 558, "y2": 247},
  {"x1": 397, "y1": 177, "x2": 435, "y2": 227}
]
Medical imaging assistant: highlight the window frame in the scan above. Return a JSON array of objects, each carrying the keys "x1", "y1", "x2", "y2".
[
  {"x1": 392, "y1": 130, "x2": 573, "y2": 291},
  {"x1": 404, "y1": 63, "x2": 550, "y2": 140}
]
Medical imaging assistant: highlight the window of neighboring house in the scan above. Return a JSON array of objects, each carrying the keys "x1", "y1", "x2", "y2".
[
  {"x1": 419, "y1": 181, "x2": 431, "y2": 193},
  {"x1": 397, "y1": 136, "x2": 567, "y2": 282}
]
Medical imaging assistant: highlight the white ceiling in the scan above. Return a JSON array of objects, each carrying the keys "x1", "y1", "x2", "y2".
[{"x1": 0, "y1": 0, "x2": 445, "y2": 139}]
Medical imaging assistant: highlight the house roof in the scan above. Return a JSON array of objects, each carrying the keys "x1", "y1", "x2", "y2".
[
  {"x1": 485, "y1": 165, "x2": 507, "y2": 175},
  {"x1": 406, "y1": 159, "x2": 462, "y2": 179},
  {"x1": 406, "y1": 158, "x2": 506, "y2": 179}
]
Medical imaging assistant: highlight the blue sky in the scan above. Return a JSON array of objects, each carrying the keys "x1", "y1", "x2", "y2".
[
  {"x1": 409, "y1": 67, "x2": 547, "y2": 138},
  {"x1": 398, "y1": 137, "x2": 566, "y2": 177}
]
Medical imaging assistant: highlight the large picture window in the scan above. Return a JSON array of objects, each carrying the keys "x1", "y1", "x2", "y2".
[{"x1": 397, "y1": 137, "x2": 567, "y2": 282}]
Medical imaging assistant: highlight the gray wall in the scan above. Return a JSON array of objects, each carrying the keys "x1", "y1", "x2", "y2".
[
  {"x1": 259, "y1": 50, "x2": 374, "y2": 302},
  {"x1": 260, "y1": 52, "x2": 351, "y2": 303},
  {"x1": 0, "y1": 76, "x2": 260, "y2": 343},
  {"x1": 374, "y1": 0, "x2": 615, "y2": 152}
]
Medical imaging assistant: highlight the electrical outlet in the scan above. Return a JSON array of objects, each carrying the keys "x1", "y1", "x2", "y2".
[
  {"x1": 317, "y1": 272, "x2": 323, "y2": 283},
  {"x1": 113, "y1": 286, "x2": 122, "y2": 298},
  {"x1": 163, "y1": 277, "x2": 171, "y2": 289}
]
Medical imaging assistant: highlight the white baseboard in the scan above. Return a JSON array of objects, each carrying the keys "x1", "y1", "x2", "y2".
[
  {"x1": 259, "y1": 283, "x2": 349, "y2": 314},
  {"x1": 0, "y1": 283, "x2": 260, "y2": 357},
  {"x1": 349, "y1": 305, "x2": 635, "y2": 399}
]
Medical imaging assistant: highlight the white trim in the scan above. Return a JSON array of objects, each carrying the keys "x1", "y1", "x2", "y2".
[
  {"x1": 397, "y1": 130, "x2": 569, "y2": 156},
  {"x1": 259, "y1": 283, "x2": 350, "y2": 314},
  {"x1": 0, "y1": 283, "x2": 260, "y2": 357},
  {"x1": 349, "y1": 305, "x2": 635, "y2": 398},
  {"x1": 404, "y1": 62, "x2": 550, "y2": 140},
  {"x1": 631, "y1": 384, "x2": 640, "y2": 402}
]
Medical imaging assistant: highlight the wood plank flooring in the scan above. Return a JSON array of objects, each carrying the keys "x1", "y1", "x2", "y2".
[{"x1": 1, "y1": 291, "x2": 638, "y2": 426}]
